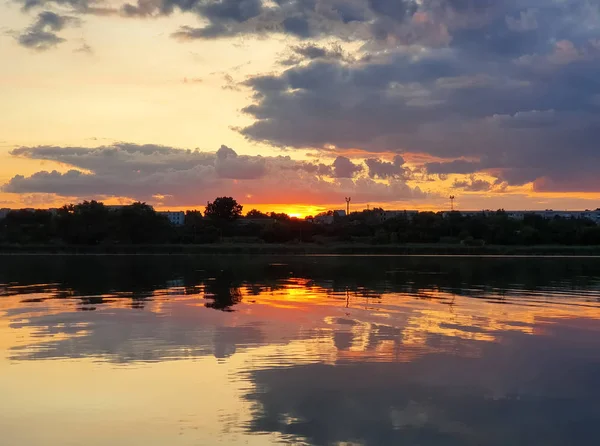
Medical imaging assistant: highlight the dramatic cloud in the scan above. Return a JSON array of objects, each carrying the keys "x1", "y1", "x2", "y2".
[
  {"x1": 332, "y1": 156, "x2": 362, "y2": 178},
  {"x1": 16, "y1": 11, "x2": 76, "y2": 51},
  {"x1": 505, "y1": 8, "x2": 538, "y2": 32},
  {"x1": 365, "y1": 155, "x2": 407, "y2": 178},
  {"x1": 15, "y1": 0, "x2": 116, "y2": 15},
  {"x1": 10, "y1": 0, "x2": 600, "y2": 194},
  {"x1": 279, "y1": 43, "x2": 354, "y2": 66},
  {"x1": 3, "y1": 144, "x2": 426, "y2": 206},
  {"x1": 234, "y1": 1, "x2": 600, "y2": 192},
  {"x1": 214, "y1": 145, "x2": 267, "y2": 179},
  {"x1": 452, "y1": 176, "x2": 492, "y2": 192},
  {"x1": 113, "y1": 0, "x2": 597, "y2": 49},
  {"x1": 425, "y1": 160, "x2": 481, "y2": 176},
  {"x1": 292, "y1": 43, "x2": 344, "y2": 60},
  {"x1": 120, "y1": 0, "x2": 422, "y2": 40}
]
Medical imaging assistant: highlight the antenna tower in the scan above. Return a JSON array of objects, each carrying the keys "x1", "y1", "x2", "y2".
[
  {"x1": 345, "y1": 197, "x2": 351, "y2": 215},
  {"x1": 449, "y1": 195, "x2": 455, "y2": 211}
]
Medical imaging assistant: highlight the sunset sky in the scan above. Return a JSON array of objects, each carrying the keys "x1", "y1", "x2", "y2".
[{"x1": 2, "y1": 0, "x2": 600, "y2": 216}]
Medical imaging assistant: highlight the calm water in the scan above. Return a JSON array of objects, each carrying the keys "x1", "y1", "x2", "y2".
[{"x1": 2, "y1": 255, "x2": 600, "y2": 446}]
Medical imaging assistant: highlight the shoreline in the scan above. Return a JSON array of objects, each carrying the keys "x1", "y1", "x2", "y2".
[{"x1": 2, "y1": 243, "x2": 600, "y2": 256}]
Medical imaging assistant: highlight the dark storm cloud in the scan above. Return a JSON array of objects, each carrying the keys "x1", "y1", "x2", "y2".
[
  {"x1": 234, "y1": 0, "x2": 600, "y2": 191},
  {"x1": 199, "y1": 0, "x2": 263, "y2": 21},
  {"x1": 278, "y1": 43, "x2": 356, "y2": 66},
  {"x1": 425, "y1": 160, "x2": 482, "y2": 175},
  {"x1": 281, "y1": 16, "x2": 311, "y2": 37},
  {"x1": 16, "y1": 11, "x2": 76, "y2": 51},
  {"x1": 18, "y1": 0, "x2": 88, "y2": 11},
  {"x1": 293, "y1": 43, "x2": 332, "y2": 59},
  {"x1": 239, "y1": 53, "x2": 461, "y2": 150},
  {"x1": 120, "y1": 0, "x2": 422, "y2": 40},
  {"x1": 122, "y1": 0, "x2": 263, "y2": 17},
  {"x1": 294, "y1": 43, "x2": 350, "y2": 61},
  {"x1": 125, "y1": 0, "x2": 265, "y2": 40},
  {"x1": 15, "y1": 0, "x2": 117, "y2": 15},
  {"x1": 368, "y1": 0, "x2": 417, "y2": 21}
]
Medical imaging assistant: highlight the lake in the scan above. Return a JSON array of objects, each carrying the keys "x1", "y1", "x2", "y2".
[{"x1": 1, "y1": 255, "x2": 600, "y2": 445}]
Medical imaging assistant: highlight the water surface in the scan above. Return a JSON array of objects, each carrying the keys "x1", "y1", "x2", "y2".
[{"x1": 1, "y1": 255, "x2": 600, "y2": 445}]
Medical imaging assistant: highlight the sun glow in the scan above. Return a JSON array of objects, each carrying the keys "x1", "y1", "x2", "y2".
[{"x1": 244, "y1": 204, "x2": 328, "y2": 219}]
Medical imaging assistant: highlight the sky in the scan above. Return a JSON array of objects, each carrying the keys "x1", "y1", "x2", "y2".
[{"x1": 1, "y1": 0, "x2": 600, "y2": 216}]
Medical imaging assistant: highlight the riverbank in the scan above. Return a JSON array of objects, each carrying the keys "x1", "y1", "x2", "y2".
[{"x1": 2, "y1": 243, "x2": 600, "y2": 256}]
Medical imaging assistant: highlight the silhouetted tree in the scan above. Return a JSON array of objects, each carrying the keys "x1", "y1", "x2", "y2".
[
  {"x1": 269, "y1": 212, "x2": 291, "y2": 221},
  {"x1": 115, "y1": 202, "x2": 171, "y2": 244},
  {"x1": 184, "y1": 210, "x2": 203, "y2": 227},
  {"x1": 204, "y1": 270, "x2": 242, "y2": 311},
  {"x1": 205, "y1": 197, "x2": 243, "y2": 221},
  {"x1": 178, "y1": 210, "x2": 204, "y2": 243},
  {"x1": 3, "y1": 199, "x2": 600, "y2": 247},
  {"x1": 1, "y1": 209, "x2": 54, "y2": 243},
  {"x1": 246, "y1": 209, "x2": 270, "y2": 219},
  {"x1": 56, "y1": 200, "x2": 110, "y2": 244}
]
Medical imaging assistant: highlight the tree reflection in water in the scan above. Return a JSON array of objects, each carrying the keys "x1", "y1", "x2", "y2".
[
  {"x1": 3, "y1": 255, "x2": 600, "y2": 311},
  {"x1": 204, "y1": 269, "x2": 243, "y2": 311}
]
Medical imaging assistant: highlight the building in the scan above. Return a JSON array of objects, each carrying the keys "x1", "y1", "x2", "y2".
[
  {"x1": 314, "y1": 214, "x2": 335, "y2": 225},
  {"x1": 536, "y1": 210, "x2": 600, "y2": 224},
  {"x1": 0, "y1": 208, "x2": 10, "y2": 220},
  {"x1": 581, "y1": 211, "x2": 600, "y2": 224},
  {"x1": 506, "y1": 211, "x2": 525, "y2": 220},
  {"x1": 158, "y1": 211, "x2": 185, "y2": 226}
]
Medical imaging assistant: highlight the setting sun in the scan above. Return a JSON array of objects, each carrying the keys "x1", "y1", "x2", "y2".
[{"x1": 243, "y1": 205, "x2": 327, "y2": 219}]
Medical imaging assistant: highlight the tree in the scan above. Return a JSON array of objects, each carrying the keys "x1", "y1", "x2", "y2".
[
  {"x1": 246, "y1": 209, "x2": 269, "y2": 219},
  {"x1": 205, "y1": 197, "x2": 243, "y2": 221},
  {"x1": 269, "y1": 212, "x2": 290, "y2": 221},
  {"x1": 60, "y1": 200, "x2": 110, "y2": 244},
  {"x1": 2, "y1": 209, "x2": 54, "y2": 243},
  {"x1": 115, "y1": 202, "x2": 171, "y2": 244},
  {"x1": 181, "y1": 210, "x2": 205, "y2": 243},
  {"x1": 185, "y1": 210, "x2": 203, "y2": 225}
]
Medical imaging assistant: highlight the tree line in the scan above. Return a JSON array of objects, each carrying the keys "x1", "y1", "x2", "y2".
[{"x1": 2, "y1": 197, "x2": 600, "y2": 246}]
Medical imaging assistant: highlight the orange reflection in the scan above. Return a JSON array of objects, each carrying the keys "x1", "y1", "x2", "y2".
[{"x1": 2, "y1": 278, "x2": 600, "y2": 367}]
